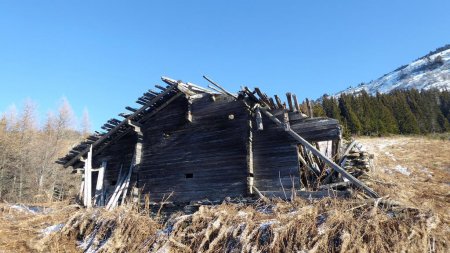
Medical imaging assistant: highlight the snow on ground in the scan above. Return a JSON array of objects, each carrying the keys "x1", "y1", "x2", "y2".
[
  {"x1": 335, "y1": 48, "x2": 450, "y2": 96},
  {"x1": 10, "y1": 204, "x2": 44, "y2": 214},
  {"x1": 41, "y1": 224, "x2": 64, "y2": 236},
  {"x1": 393, "y1": 165, "x2": 411, "y2": 176}
]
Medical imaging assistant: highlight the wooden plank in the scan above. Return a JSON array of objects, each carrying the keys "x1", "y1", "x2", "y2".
[
  {"x1": 125, "y1": 106, "x2": 137, "y2": 112},
  {"x1": 246, "y1": 117, "x2": 254, "y2": 194},
  {"x1": 260, "y1": 189, "x2": 351, "y2": 200},
  {"x1": 259, "y1": 107, "x2": 379, "y2": 198},
  {"x1": 63, "y1": 83, "x2": 178, "y2": 168},
  {"x1": 338, "y1": 140, "x2": 357, "y2": 165},
  {"x1": 318, "y1": 181, "x2": 350, "y2": 190},
  {"x1": 94, "y1": 161, "x2": 106, "y2": 206}
]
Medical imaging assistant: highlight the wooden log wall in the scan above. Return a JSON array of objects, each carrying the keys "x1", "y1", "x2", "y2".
[
  {"x1": 138, "y1": 95, "x2": 249, "y2": 202},
  {"x1": 252, "y1": 114, "x2": 301, "y2": 192},
  {"x1": 289, "y1": 117, "x2": 342, "y2": 142}
]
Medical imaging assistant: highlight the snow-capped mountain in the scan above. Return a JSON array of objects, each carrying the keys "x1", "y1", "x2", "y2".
[{"x1": 335, "y1": 45, "x2": 450, "y2": 96}]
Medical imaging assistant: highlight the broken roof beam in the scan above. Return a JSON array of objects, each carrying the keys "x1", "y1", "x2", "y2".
[
  {"x1": 292, "y1": 94, "x2": 301, "y2": 113},
  {"x1": 286, "y1": 92, "x2": 296, "y2": 112},
  {"x1": 63, "y1": 83, "x2": 179, "y2": 168},
  {"x1": 203, "y1": 75, "x2": 237, "y2": 99},
  {"x1": 155, "y1": 85, "x2": 167, "y2": 91},
  {"x1": 125, "y1": 106, "x2": 138, "y2": 112},
  {"x1": 254, "y1": 88, "x2": 273, "y2": 109},
  {"x1": 274, "y1": 95, "x2": 283, "y2": 108}
]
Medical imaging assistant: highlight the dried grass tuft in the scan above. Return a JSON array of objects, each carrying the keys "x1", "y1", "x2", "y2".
[{"x1": 44, "y1": 198, "x2": 448, "y2": 253}]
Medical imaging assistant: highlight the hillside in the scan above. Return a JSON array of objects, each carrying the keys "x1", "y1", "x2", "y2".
[{"x1": 335, "y1": 45, "x2": 450, "y2": 96}]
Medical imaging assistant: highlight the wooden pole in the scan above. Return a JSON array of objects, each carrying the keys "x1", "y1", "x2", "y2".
[
  {"x1": 84, "y1": 145, "x2": 93, "y2": 208},
  {"x1": 259, "y1": 107, "x2": 379, "y2": 198},
  {"x1": 306, "y1": 98, "x2": 314, "y2": 118},
  {"x1": 203, "y1": 75, "x2": 238, "y2": 99},
  {"x1": 292, "y1": 94, "x2": 301, "y2": 114}
]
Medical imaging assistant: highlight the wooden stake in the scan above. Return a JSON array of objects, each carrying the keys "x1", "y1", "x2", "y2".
[
  {"x1": 306, "y1": 98, "x2": 314, "y2": 118},
  {"x1": 292, "y1": 94, "x2": 301, "y2": 113},
  {"x1": 286, "y1": 92, "x2": 295, "y2": 112}
]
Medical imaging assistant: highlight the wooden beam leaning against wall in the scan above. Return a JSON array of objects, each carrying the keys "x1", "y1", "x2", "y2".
[{"x1": 258, "y1": 107, "x2": 379, "y2": 198}]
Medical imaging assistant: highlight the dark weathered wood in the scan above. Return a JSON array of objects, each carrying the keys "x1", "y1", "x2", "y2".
[
  {"x1": 274, "y1": 95, "x2": 283, "y2": 108},
  {"x1": 286, "y1": 92, "x2": 295, "y2": 112},
  {"x1": 259, "y1": 107, "x2": 379, "y2": 198},
  {"x1": 126, "y1": 106, "x2": 138, "y2": 112},
  {"x1": 254, "y1": 88, "x2": 272, "y2": 109},
  {"x1": 318, "y1": 181, "x2": 350, "y2": 190},
  {"x1": 292, "y1": 94, "x2": 301, "y2": 113},
  {"x1": 63, "y1": 83, "x2": 178, "y2": 168},
  {"x1": 339, "y1": 140, "x2": 357, "y2": 165},
  {"x1": 269, "y1": 98, "x2": 277, "y2": 109},
  {"x1": 260, "y1": 189, "x2": 351, "y2": 200},
  {"x1": 306, "y1": 98, "x2": 313, "y2": 118},
  {"x1": 137, "y1": 95, "x2": 249, "y2": 202},
  {"x1": 243, "y1": 87, "x2": 260, "y2": 103}
]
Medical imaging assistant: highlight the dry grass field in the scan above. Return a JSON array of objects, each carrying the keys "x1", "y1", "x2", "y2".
[
  {"x1": 358, "y1": 135, "x2": 450, "y2": 219},
  {"x1": 0, "y1": 135, "x2": 449, "y2": 252}
]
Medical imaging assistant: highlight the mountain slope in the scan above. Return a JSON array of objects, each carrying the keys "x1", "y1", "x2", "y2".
[{"x1": 335, "y1": 45, "x2": 450, "y2": 96}]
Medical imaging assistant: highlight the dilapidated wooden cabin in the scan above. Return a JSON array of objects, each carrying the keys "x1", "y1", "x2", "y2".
[{"x1": 58, "y1": 76, "x2": 378, "y2": 208}]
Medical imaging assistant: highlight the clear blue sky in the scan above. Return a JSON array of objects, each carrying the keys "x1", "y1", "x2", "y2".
[{"x1": 1, "y1": 1, "x2": 449, "y2": 130}]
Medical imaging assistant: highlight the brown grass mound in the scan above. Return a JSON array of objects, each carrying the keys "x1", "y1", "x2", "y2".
[
  {"x1": 46, "y1": 198, "x2": 447, "y2": 253},
  {"x1": 0, "y1": 202, "x2": 80, "y2": 252}
]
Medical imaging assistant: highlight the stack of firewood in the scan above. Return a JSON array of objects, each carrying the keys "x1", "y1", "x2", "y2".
[{"x1": 341, "y1": 144, "x2": 373, "y2": 178}]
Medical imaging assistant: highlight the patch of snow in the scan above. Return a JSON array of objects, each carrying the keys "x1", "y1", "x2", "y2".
[
  {"x1": 259, "y1": 220, "x2": 278, "y2": 229},
  {"x1": 10, "y1": 204, "x2": 39, "y2": 214},
  {"x1": 237, "y1": 211, "x2": 248, "y2": 218},
  {"x1": 393, "y1": 165, "x2": 411, "y2": 176},
  {"x1": 421, "y1": 168, "x2": 433, "y2": 178},
  {"x1": 384, "y1": 152, "x2": 397, "y2": 161},
  {"x1": 41, "y1": 224, "x2": 64, "y2": 236},
  {"x1": 318, "y1": 224, "x2": 328, "y2": 235}
]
